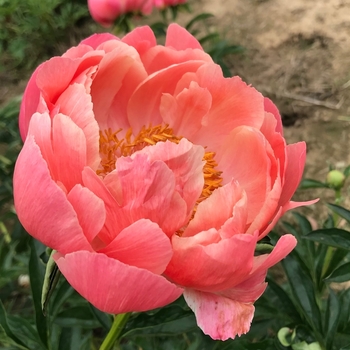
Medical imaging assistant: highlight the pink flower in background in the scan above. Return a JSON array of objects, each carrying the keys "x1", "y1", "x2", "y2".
[
  {"x1": 14, "y1": 24, "x2": 315, "y2": 340},
  {"x1": 154, "y1": 0, "x2": 187, "y2": 8},
  {"x1": 88, "y1": 0, "x2": 154, "y2": 26}
]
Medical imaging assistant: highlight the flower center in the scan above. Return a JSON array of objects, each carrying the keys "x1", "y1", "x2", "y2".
[{"x1": 97, "y1": 124, "x2": 222, "y2": 208}]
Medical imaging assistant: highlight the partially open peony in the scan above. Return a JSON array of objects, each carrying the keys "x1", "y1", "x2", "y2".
[
  {"x1": 88, "y1": 0, "x2": 155, "y2": 27},
  {"x1": 14, "y1": 24, "x2": 315, "y2": 340}
]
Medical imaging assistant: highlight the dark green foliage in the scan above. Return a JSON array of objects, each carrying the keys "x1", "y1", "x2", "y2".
[{"x1": 0, "y1": 0, "x2": 92, "y2": 73}]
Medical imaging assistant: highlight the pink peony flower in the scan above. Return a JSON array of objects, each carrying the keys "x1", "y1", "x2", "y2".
[
  {"x1": 14, "y1": 24, "x2": 315, "y2": 340},
  {"x1": 88, "y1": 0, "x2": 154, "y2": 27},
  {"x1": 154, "y1": 0, "x2": 187, "y2": 8}
]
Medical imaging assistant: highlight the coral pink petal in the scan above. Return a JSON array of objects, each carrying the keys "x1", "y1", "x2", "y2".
[
  {"x1": 56, "y1": 84, "x2": 100, "y2": 170},
  {"x1": 165, "y1": 232, "x2": 257, "y2": 291},
  {"x1": 62, "y1": 44, "x2": 93, "y2": 60},
  {"x1": 141, "y1": 46, "x2": 212, "y2": 75},
  {"x1": 190, "y1": 65, "x2": 265, "y2": 150},
  {"x1": 13, "y1": 137, "x2": 92, "y2": 254},
  {"x1": 184, "y1": 289, "x2": 254, "y2": 340},
  {"x1": 51, "y1": 113, "x2": 86, "y2": 192},
  {"x1": 128, "y1": 61, "x2": 206, "y2": 133},
  {"x1": 26, "y1": 112, "x2": 54, "y2": 170},
  {"x1": 90, "y1": 42, "x2": 147, "y2": 131},
  {"x1": 220, "y1": 272, "x2": 268, "y2": 303},
  {"x1": 67, "y1": 185, "x2": 106, "y2": 244},
  {"x1": 81, "y1": 33, "x2": 119, "y2": 49},
  {"x1": 165, "y1": 23, "x2": 203, "y2": 50},
  {"x1": 113, "y1": 154, "x2": 187, "y2": 235},
  {"x1": 54, "y1": 251, "x2": 183, "y2": 313},
  {"x1": 252, "y1": 234, "x2": 297, "y2": 274},
  {"x1": 217, "y1": 127, "x2": 275, "y2": 222},
  {"x1": 98, "y1": 219, "x2": 172, "y2": 274},
  {"x1": 19, "y1": 65, "x2": 42, "y2": 140},
  {"x1": 264, "y1": 97, "x2": 283, "y2": 135},
  {"x1": 36, "y1": 57, "x2": 81, "y2": 106},
  {"x1": 184, "y1": 180, "x2": 247, "y2": 238},
  {"x1": 122, "y1": 26, "x2": 157, "y2": 56},
  {"x1": 279, "y1": 142, "x2": 306, "y2": 206},
  {"x1": 246, "y1": 173, "x2": 282, "y2": 236},
  {"x1": 137, "y1": 139, "x2": 205, "y2": 218},
  {"x1": 260, "y1": 111, "x2": 286, "y2": 178},
  {"x1": 160, "y1": 82, "x2": 211, "y2": 140}
]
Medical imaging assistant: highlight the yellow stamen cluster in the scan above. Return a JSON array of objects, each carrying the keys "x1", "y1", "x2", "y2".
[{"x1": 97, "y1": 124, "x2": 222, "y2": 208}]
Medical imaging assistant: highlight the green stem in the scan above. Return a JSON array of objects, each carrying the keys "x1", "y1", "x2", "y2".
[{"x1": 99, "y1": 313, "x2": 130, "y2": 350}]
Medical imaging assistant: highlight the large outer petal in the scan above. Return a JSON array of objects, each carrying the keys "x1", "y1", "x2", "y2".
[
  {"x1": 184, "y1": 289, "x2": 254, "y2": 341},
  {"x1": 55, "y1": 251, "x2": 183, "y2": 313},
  {"x1": 217, "y1": 126, "x2": 277, "y2": 223},
  {"x1": 98, "y1": 219, "x2": 172, "y2": 274},
  {"x1": 165, "y1": 232, "x2": 257, "y2": 291},
  {"x1": 19, "y1": 64, "x2": 42, "y2": 140},
  {"x1": 279, "y1": 142, "x2": 307, "y2": 206},
  {"x1": 13, "y1": 137, "x2": 92, "y2": 254}
]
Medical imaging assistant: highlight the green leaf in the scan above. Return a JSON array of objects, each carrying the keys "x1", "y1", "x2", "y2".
[
  {"x1": 0, "y1": 302, "x2": 27, "y2": 348},
  {"x1": 123, "y1": 302, "x2": 196, "y2": 337},
  {"x1": 314, "y1": 243, "x2": 329, "y2": 286},
  {"x1": 303, "y1": 228, "x2": 350, "y2": 250},
  {"x1": 6, "y1": 315, "x2": 47, "y2": 350},
  {"x1": 324, "y1": 289, "x2": 340, "y2": 349},
  {"x1": 29, "y1": 239, "x2": 48, "y2": 347},
  {"x1": 299, "y1": 179, "x2": 329, "y2": 189},
  {"x1": 185, "y1": 13, "x2": 214, "y2": 31},
  {"x1": 0, "y1": 325, "x2": 29, "y2": 350},
  {"x1": 327, "y1": 203, "x2": 350, "y2": 223},
  {"x1": 325, "y1": 262, "x2": 350, "y2": 283},
  {"x1": 337, "y1": 289, "x2": 350, "y2": 336},
  {"x1": 57, "y1": 327, "x2": 91, "y2": 350},
  {"x1": 282, "y1": 254, "x2": 322, "y2": 333},
  {"x1": 343, "y1": 165, "x2": 350, "y2": 178},
  {"x1": 41, "y1": 250, "x2": 61, "y2": 316},
  {"x1": 88, "y1": 304, "x2": 112, "y2": 331},
  {"x1": 293, "y1": 213, "x2": 312, "y2": 235},
  {"x1": 54, "y1": 306, "x2": 100, "y2": 329},
  {"x1": 265, "y1": 278, "x2": 302, "y2": 323},
  {"x1": 50, "y1": 280, "x2": 74, "y2": 318},
  {"x1": 198, "y1": 33, "x2": 220, "y2": 45},
  {"x1": 127, "y1": 315, "x2": 197, "y2": 337}
]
